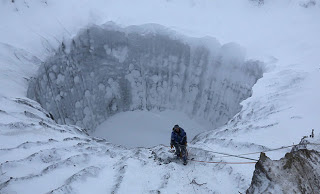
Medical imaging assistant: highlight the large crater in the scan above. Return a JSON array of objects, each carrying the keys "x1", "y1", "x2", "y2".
[{"x1": 27, "y1": 23, "x2": 263, "y2": 145}]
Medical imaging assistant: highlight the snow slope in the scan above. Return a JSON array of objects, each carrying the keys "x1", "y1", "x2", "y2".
[
  {"x1": 1, "y1": 0, "x2": 320, "y2": 193},
  {"x1": 0, "y1": 97, "x2": 255, "y2": 193}
]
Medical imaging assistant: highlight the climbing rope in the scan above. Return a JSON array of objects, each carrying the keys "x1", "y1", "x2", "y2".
[
  {"x1": 164, "y1": 142, "x2": 319, "y2": 165},
  {"x1": 193, "y1": 144, "x2": 259, "y2": 161},
  {"x1": 211, "y1": 142, "x2": 320, "y2": 158},
  {"x1": 188, "y1": 159, "x2": 256, "y2": 164},
  {"x1": 233, "y1": 144, "x2": 300, "y2": 156},
  {"x1": 165, "y1": 145, "x2": 257, "y2": 164}
]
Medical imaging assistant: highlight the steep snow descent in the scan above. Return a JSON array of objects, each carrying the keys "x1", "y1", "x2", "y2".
[
  {"x1": 0, "y1": 96, "x2": 255, "y2": 194},
  {"x1": 0, "y1": 41, "x2": 256, "y2": 194},
  {"x1": 27, "y1": 23, "x2": 263, "y2": 142}
]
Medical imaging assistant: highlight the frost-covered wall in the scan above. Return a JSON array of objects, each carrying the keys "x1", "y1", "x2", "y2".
[{"x1": 27, "y1": 23, "x2": 263, "y2": 131}]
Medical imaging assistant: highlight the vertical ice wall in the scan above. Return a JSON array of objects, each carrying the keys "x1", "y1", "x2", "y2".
[{"x1": 27, "y1": 23, "x2": 263, "y2": 131}]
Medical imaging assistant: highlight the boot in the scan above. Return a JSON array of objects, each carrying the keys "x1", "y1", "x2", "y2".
[
  {"x1": 183, "y1": 155, "x2": 187, "y2": 165},
  {"x1": 183, "y1": 160, "x2": 188, "y2": 165}
]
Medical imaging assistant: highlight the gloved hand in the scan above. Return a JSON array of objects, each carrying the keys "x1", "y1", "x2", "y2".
[
  {"x1": 185, "y1": 142, "x2": 187, "y2": 146},
  {"x1": 170, "y1": 144, "x2": 173, "y2": 149}
]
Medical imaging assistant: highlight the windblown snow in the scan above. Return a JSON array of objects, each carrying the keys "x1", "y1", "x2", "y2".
[{"x1": 1, "y1": 0, "x2": 320, "y2": 193}]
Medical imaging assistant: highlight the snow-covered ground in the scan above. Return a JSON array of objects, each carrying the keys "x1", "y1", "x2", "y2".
[
  {"x1": 1, "y1": 0, "x2": 320, "y2": 193},
  {"x1": 93, "y1": 110, "x2": 207, "y2": 148}
]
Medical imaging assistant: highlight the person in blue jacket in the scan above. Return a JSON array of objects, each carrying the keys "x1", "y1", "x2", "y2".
[{"x1": 170, "y1": 124, "x2": 188, "y2": 165}]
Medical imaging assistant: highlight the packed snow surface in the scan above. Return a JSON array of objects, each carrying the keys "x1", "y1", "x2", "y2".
[{"x1": 93, "y1": 110, "x2": 207, "y2": 148}]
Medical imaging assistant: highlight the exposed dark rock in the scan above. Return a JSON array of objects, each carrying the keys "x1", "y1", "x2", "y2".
[
  {"x1": 247, "y1": 149, "x2": 320, "y2": 194},
  {"x1": 300, "y1": 0, "x2": 317, "y2": 8}
]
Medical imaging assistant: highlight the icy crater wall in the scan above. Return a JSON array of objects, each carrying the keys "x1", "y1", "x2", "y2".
[{"x1": 27, "y1": 24, "x2": 263, "y2": 131}]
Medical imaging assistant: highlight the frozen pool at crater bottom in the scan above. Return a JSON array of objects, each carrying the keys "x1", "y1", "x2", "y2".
[{"x1": 91, "y1": 110, "x2": 209, "y2": 148}]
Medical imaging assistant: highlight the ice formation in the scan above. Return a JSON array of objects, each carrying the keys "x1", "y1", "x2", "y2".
[{"x1": 27, "y1": 23, "x2": 263, "y2": 132}]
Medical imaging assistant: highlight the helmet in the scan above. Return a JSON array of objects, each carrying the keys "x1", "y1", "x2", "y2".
[{"x1": 174, "y1": 124, "x2": 180, "y2": 129}]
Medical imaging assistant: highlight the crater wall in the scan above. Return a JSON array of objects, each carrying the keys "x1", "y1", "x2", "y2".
[{"x1": 27, "y1": 23, "x2": 263, "y2": 131}]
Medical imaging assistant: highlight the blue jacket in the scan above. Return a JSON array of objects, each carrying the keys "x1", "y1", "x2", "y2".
[{"x1": 171, "y1": 128, "x2": 187, "y2": 145}]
